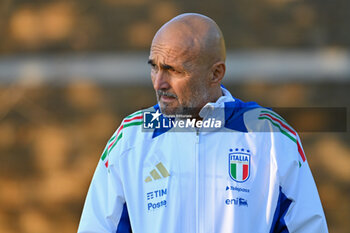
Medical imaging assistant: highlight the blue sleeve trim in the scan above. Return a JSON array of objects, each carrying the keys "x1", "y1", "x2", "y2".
[
  {"x1": 224, "y1": 100, "x2": 261, "y2": 132},
  {"x1": 269, "y1": 186, "x2": 292, "y2": 233},
  {"x1": 116, "y1": 204, "x2": 132, "y2": 233}
]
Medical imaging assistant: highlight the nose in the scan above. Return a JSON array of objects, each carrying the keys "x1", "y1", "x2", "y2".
[{"x1": 153, "y1": 70, "x2": 170, "y2": 91}]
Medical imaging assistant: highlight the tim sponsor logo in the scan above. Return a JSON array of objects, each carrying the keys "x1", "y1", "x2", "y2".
[{"x1": 146, "y1": 188, "x2": 167, "y2": 211}]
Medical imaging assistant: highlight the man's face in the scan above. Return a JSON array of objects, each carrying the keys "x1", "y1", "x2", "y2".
[{"x1": 148, "y1": 39, "x2": 210, "y2": 116}]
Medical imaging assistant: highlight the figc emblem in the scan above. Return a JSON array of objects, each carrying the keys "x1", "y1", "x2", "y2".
[{"x1": 229, "y1": 148, "x2": 251, "y2": 182}]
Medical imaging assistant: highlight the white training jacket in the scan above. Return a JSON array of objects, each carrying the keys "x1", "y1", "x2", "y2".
[{"x1": 78, "y1": 87, "x2": 328, "y2": 233}]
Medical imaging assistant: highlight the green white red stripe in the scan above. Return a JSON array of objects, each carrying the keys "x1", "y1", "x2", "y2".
[
  {"x1": 101, "y1": 111, "x2": 143, "y2": 167},
  {"x1": 231, "y1": 163, "x2": 249, "y2": 181},
  {"x1": 258, "y1": 110, "x2": 306, "y2": 162}
]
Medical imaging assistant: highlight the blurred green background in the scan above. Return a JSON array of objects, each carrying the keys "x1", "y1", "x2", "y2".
[{"x1": 0, "y1": 0, "x2": 349, "y2": 232}]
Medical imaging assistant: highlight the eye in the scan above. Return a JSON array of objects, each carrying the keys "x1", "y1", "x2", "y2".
[
  {"x1": 162, "y1": 65, "x2": 181, "y2": 75},
  {"x1": 152, "y1": 65, "x2": 159, "y2": 73},
  {"x1": 148, "y1": 60, "x2": 157, "y2": 68},
  {"x1": 169, "y1": 68, "x2": 182, "y2": 75},
  {"x1": 148, "y1": 62, "x2": 159, "y2": 72}
]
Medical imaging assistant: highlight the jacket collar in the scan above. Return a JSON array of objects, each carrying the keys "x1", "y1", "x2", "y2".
[{"x1": 199, "y1": 86, "x2": 235, "y2": 124}]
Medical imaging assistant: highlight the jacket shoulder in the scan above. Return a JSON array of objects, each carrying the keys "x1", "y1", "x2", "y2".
[
  {"x1": 243, "y1": 108, "x2": 295, "y2": 134},
  {"x1": 115, "y1": 106, "x2": 157, "y2": 146},
  {"x1": 244, "y1": 108, "x2": 307, "y2": 163},
  {"x1": 100, "y1": 106, "x2": 155, "y2": 167},
  {"x1": 223, "y1": 99, "x2": 261, "y2": 132}
]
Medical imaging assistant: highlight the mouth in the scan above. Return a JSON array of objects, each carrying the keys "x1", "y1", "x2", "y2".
[
  {"x1": 157, "y1": 90, "x2": 177, "y2": 103},
  {"x1": 160, "y1": 95, "x2": 177, "y2": 103}
]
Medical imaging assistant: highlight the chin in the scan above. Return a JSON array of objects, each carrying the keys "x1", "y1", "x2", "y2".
[
  {"x1": 160, "y1": 108, "x2": 176, "y2": 117},
  {"x1": 159, "y1": 103, "x2": 178, "y2": 116}
]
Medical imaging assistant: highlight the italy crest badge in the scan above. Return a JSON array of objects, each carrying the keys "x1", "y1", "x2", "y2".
[{"x1": 229, "y1": 148, "x2": 251, "y2": 183}]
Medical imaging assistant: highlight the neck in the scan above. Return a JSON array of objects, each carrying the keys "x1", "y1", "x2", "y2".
[
  {"x1": 191, "y1": 86, "x2": 223, "y2": 120},
  {"x1": 209, "y1": 86, "x2": 223, "y2": 103}
]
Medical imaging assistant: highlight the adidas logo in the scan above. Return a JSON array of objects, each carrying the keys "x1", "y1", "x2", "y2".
[{"x1": 145, "y1": 162, "x2": 170, "y2": 183}]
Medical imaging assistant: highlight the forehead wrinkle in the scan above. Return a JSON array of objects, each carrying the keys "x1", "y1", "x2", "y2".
[
  {"x1": 151, "y1": 45, "x2": 177, "y2": 60},
  {"x1": 150, "y1": 43, "x2": 195, "y2": 67}
]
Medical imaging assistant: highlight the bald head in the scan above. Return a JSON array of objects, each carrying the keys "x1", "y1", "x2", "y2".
[
  {"x1": 153, "y1": 13, "x2": 226, "y2": 66},
  {"x1": 149, "y1": 13, "x2": 226, "y2": 117}
]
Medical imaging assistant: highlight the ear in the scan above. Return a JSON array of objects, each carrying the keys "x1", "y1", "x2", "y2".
[{"x1": 210, "y1": 62, "x2": 225, "y2": 85}]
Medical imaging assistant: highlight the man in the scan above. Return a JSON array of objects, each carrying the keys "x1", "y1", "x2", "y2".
[{"x1": 78, "y1": 13, "x2": 328, "y2": 233}]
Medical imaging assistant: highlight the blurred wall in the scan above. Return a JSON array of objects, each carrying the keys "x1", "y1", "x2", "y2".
[{"x1": 1, "y1": 0, "x2": 350, "y2": 53}]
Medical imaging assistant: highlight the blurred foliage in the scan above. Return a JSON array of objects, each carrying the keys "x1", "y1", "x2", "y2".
[
  {"x1": 0, "y1": 0, "x2": 350, "y2": 53},
  {"x1": 0, "y1": 82, "x2": 349, "y2": 233}
]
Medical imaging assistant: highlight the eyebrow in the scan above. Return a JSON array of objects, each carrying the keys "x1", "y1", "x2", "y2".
[
  {"x1": 147, "y1": 59, "x2": 175, "y2": 70},
  {"x1": 147, "y1": 59, "x2": 154, "y2": 65}
]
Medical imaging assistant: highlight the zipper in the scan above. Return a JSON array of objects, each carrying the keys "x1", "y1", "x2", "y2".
[{"x1": 195, "y1": 128, "x2": 200, "y2": 233}]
